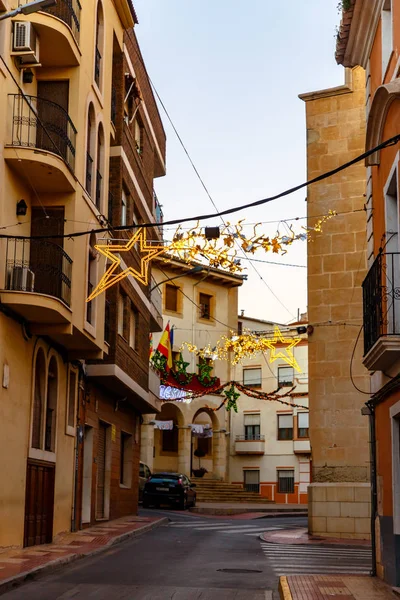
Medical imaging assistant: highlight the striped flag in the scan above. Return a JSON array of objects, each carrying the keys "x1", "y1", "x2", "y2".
[
  {"x1": 149, "y1": 333, "x2": 154, "y2": 360},
  {"x1": 156, "y1": 322, "x2": 173, "y2": 371}
]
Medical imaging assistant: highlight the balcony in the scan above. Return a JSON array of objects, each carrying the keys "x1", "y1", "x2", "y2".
[
  {"x1": 1, "y1": 238, "x2": 72, "y2": 325},
  {"x1": 149, "y1": 367, "x2": 160, "y2": 398},
  {"x1": 17, "y1": 0, "x2": 81, "y2": 66},
  {"x1": 235, "y1": 435, "x2": 265, "y2": 455},
  {"x1": 4, "y1": 94, "x2": 76, "y2": 192},
  {"x1": 362, "y1": 252, "x2": 400, "y2": 371},
  {"x1": 149, "y1": 279, "x2": 163, "y2": 332},
  {"x1": 293, "y1": 439, "x2": 311, "y2": 454}
]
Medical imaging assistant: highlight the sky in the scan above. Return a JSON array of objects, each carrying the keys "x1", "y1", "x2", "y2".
[{"x1": 133, "y1": 0, "x2": 344, "y2": 324}]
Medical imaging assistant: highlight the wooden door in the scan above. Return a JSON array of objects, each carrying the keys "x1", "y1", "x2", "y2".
[
  {"x1": 96, "y1": 422, "x2": 107, "y2": 520},
  {"x1": 30, "y1": 207, "x2": 65, "y2": 300},
  {"x1": 24, "y1": 460, "x2": 55, "y2": 547},
  {"x1": 36, "y1": 81, "x2": 69, "y2": 160}
]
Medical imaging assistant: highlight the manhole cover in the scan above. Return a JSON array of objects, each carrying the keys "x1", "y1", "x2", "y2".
[{"x1": 217, "y1": 569, "x2": 263, "y2": 574}]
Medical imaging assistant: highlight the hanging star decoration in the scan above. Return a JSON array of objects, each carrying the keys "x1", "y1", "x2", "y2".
[
  {"x1": 197, "y1": 361, "x2": 218, "y2": 387},
  {"x1": 264, "y1": 326, "x2": 302, "y2": 372},
  {"x1": 86, "y1": 228, "x2": 165, "y2": 302},
  {"x1": 224, "y1": 384, "x2": 240, "y2": 412},
  {"x1": 171, "y1": 353, "x2": 194, "y2": 385}
]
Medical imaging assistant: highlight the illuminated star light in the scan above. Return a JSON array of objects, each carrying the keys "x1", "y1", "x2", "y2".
[
  {"x1": 86, "y1": 228, "x2": 165, "y2": 302},
  {"x1": 264, "y1": 326, "x2": 302, "y2": 373}
]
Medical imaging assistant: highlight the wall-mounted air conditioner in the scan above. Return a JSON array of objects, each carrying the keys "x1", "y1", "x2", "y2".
[
  {"x1": 11, "y1": 22, "x2": 40, "y2": 65},
  {"x1": 7, "y1": 266, "x2": 35, "y2": 293}
]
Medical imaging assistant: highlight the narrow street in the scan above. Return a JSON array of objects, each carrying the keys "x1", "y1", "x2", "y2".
[{"x1": 1, "y1": 513, "x2": 371, "y2": 599}]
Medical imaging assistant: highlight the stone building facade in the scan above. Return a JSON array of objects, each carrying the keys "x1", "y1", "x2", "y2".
[{"x1": 299, "y1": 66, "x2": 371, "y2": 540}]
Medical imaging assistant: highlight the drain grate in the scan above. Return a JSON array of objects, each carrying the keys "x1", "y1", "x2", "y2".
[{"x1": 217, "y1": 568, "x2": 263, "y2": 574}]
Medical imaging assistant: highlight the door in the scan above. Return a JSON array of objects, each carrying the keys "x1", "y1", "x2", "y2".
[
  {"x1": 30, "y1": 207, "x2": 65, "y2": 300},
  {"x1": 96, "y1": 422, "x2": 107, "y2": 520},
  {"x1": 82, "y1": 426, "x2": 93, "y2": 524},
  {"x1": 36, "y1": 81, "x2": 69, "y2": 160},
  {"x1": 24, "y1": 460, "x2": 55, "y2": 547}
]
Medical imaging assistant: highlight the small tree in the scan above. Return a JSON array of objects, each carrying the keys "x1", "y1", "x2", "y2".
[{"x1": 194, "y1": 447, "x2": 206, "y2": 469}]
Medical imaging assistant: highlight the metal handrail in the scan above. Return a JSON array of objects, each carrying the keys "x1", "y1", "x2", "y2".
[
  {"x1": 236, "y1": 435, "x2": 265, "y2": 441},
  {"x1": 5, "y1": 238, "x2": 72, "y2": 306},
  {"x1": 18, "y1": 0, "x2": 81, "y2": 41},
  {"x1": 9, "y1": 94, "x2": 76, "y2": 171}
]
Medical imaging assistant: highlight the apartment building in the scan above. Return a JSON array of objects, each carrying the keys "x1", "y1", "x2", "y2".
[
  {"x1": 229, "y1": 313, "x2": 310, "y2": 505},
  {"x1": 0, "y1": 0, "x2": 164, "y2": 548},
  {"x1": 336, "y1": 0, "x2": 400, "y2": 585}
]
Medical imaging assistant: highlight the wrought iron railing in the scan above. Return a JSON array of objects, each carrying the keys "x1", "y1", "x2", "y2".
[
  {"x1": 5, "y1": 238, "x2": 72, "y2": 306},
  {"x1": 18, "y1": 0, "x2": 81, "y2": 41},
  {"x1": 244, "y1": 483, "x2": 260, "y2": 493},
  {"x1": 9, "y1": 94, "x2": 77, "y2": 171},
  {"x1": 236, "y1": 435, "x2": 265, "y2": 441},
  {"x1": 362, "y1": 252, "x2": 400, "y2": 355},
  {"x1": 96, "y1": 170, "x2": 102, "y2": 209},
  {"x1": 86, "y1": 153, "x2": 93, "y2": 195},
  {"x1": 94, "y1": 47, "x2": 102, "y2": 86}
]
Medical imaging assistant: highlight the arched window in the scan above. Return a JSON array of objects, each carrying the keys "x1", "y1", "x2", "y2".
[
  {"x1": 45, "y1": 356, "x2": 58, "y2": 452},
  {"x1": 86, "y1": 233, "x2": 97, "y2": 324},
  {"x1": 95, "y1": 123, "x2": 104, "y2": 210},
  {"x1": 94, "y1": 1, "x2": 104, "y2": 89},
  {"x1": 32, "y1": 348, "x2": 46, "y2": 449},
  {"x1": 86, "y1": 104, "x2": 96, "y2": 197}
]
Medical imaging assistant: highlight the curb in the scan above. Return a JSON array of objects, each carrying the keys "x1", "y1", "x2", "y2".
[
  {"x1": 190, "y1": 507, "x2": 308, "y2": 517},
  {"x1": 0, "y1": 517, "x2": 168, "y2": 597},
  {"x1": 279, "y1": 576, "x2": 292, "y2": 600}
]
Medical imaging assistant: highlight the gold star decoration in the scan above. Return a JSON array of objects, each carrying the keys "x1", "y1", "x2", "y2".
[
  {"x1": 86, "y1": 228, "x2": 165, "y2": 302},
  {"x1": 264, "y1": 326, "x2": 302, "y2": 373}
]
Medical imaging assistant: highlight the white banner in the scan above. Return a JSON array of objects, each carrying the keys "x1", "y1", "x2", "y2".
[{"x1": 153, "y1": 420, "x2": 173, "y2": 430}]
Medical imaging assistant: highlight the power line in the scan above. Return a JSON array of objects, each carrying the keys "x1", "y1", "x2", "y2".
[{"x1": 0, "y1": 135, "x2": 396, "y2": 241}]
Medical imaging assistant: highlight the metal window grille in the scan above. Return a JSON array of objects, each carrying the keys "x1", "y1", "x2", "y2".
[{"x1": 278, "y1": 470, "x2": 294, "y2": 494}]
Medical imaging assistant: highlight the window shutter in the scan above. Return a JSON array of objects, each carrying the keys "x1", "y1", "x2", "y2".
[
  {"x1": 279, "y1": 414, "x2": 293, "y2": 428},
  {"x1": 244, "y1": 413, "x2": 260, "y2": 426},
  {"x1": 243, "y1": 368, "x2": 262, "y2": 386},
  {"x1": 165, "y1": 284, "x2": 178, "y2": 311},
  {"x1": 298, "y1": 413, "x2": 309, "y2": 428}
]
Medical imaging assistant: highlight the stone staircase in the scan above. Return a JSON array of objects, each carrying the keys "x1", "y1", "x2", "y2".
[{"x1": 192, "y1": 478, "x2": 273, "y2": 504}]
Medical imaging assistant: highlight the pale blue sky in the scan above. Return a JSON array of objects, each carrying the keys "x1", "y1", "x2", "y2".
[{"x1": 134, "y1": 0, "x2": 344, "y2": 323}]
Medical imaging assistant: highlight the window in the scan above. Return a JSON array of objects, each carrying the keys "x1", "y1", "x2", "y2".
[
  {"x1": 165, "y1": 284, "x2": 178, "y2": 312},
  {"x1": 118, "y1": 292, "x2": 128, "y2": 338},
  {"x1": 278, "y1": 470, "x2": 294, "y2": 494},
  {"x1": 278, "y1": 366, "x2": 294, "y2": 387},
  {"x1": 162, "y1": 425, "x2": 178, "y2": 452},
  {"x1": 298, "y1": 412, "x2": 309, "y2": 439},
  {"x1": 382, "y1": 0, "x2": 393, "y2": 78},
  {"x1": 120, "y1": 432, "x2": 132, "y2": 487},
  {"x1": 86, "y1": 234, "x2": 97, "y2": 325},
  {"x1": 94, "y1": 2, "x2": 104, "y2": 88},
  {"x1": 134, "y1": 117, "x2": 144, "y2": 156},
  {"x1": 244, "y1": 413, "x2": 261, "y2": 440},
  {"x1": 121, "y1": 189, "x2": 127, "y2": 227},
  {"x1": 32, "y1": 348, "x2": 46, "y2": 449},
  {"x1": 199, "y1": 293, "x2": 212, "y2": 319},
  {"x1": 86, "y1": 105, "x2": 95, "y2": 196},
  {"x1": 129, "y1": 305, "x2": 138, "y2": 349},
  {"x1": 278, "y1": 414, "x2": 293, "y2": 440},
  {"x1": 244, "y1": 469, "x2": 260, "y2": 493},
  {"x1": 238, "y1": 321, "x2": 243, "y2": 335},
  {"x1": 95, "y1": 124, "x2": 104, "y2": 210},
  {"x1": 243, "y1": 368, "x2": 262, "y2": 388},
  {"x1": 67, "y1": 369, "x2": 77, "y2": 430},
  {"x1": 45, "y1": 357, "x2": 58, "y2": 452}
]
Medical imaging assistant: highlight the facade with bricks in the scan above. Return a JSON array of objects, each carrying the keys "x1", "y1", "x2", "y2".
[
  {"x1": 299, "y1": 66, "x2": 371, "y2": 541},
  {"x1": 336, "y1": 0, "x2": 400, "y2": 586}
]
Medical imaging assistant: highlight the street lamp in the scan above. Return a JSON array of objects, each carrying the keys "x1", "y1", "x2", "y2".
[
  {"x1": 150, "y1": 265, "x2": 203, "y2": 292},
  {"x1": 0, "y1": 0, "x2": 57, "y2": 21}
]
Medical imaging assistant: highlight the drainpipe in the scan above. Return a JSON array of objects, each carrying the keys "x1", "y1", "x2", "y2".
[{"x1": 366, "y1": 401, "x2": 377, "y2": 577}]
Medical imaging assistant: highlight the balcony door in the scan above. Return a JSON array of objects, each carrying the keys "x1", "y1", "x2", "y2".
[
  {"x1": 30, "y1": 208, "x2": 65, "y2": 300},
  {"x1": 36, "y1": 81, "x2": 69, "y2": 161}
]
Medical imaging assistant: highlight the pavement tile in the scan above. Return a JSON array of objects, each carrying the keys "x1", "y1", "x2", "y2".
[{"x1": 284, "y1": 575, "x2": 396, "y2": 600}]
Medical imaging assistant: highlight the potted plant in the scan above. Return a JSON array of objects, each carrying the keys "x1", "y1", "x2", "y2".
[{"x1": 192, "y1": 448, "x2": 208, "y2": 478}]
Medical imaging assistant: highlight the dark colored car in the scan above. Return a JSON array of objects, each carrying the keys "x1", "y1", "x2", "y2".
[
  {"x1": 139, "y1": 461, "x2": 152, "y2": 503},
  {"x1": 143, "y1": 472, "x2": 197, "y2": 510}
]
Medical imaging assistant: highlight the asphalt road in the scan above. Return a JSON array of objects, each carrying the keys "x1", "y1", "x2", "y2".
[{"x1": 0, "y1": 511, "x2": 370, "y2": 599}]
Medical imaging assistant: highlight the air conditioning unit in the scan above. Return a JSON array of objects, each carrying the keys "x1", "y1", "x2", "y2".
[
  {"x1": 12, "y1": 22, "x2": 40, "y2": 65},
  {"x1": 8, "y1": 266, "x2": 35, "y2": 292}
]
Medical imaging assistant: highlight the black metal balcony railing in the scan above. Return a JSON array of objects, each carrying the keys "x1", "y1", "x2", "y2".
[
  {"x1": 5, "y1": 238, "x2": 72, "y2": 306},
  {"x1": 94, "y1": 47, "x2": 102, "y2": 86},
  {"x1": 104, "y1": 299, "x2": 111, "y2": 343},
  {"x1": 362, "y1": 252, "x2": 400, "y2": 355},
  {"x1": 9, "y1": 94, "x2": 77, "y2": 171},
  {"x1": 111, "y1": 87, "x2": 117, "y2": 125},
  {"x1": 86, "y1": 153, "x2": 93, "y2": 195},
  {"x1": 18, "y1": 0, "x2": 82, "y2": 42},
  {"x1": 236, "y1": 435, "x2": 265, "y2": 441},
  {"x1": 96, "y1": 170, "x2": 102, "y2": 209}
]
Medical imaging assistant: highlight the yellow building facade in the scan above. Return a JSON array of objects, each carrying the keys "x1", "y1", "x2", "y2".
[
  {"x1": 0, "y1": 0, "x2": 137, "y2": 548},
  {"x1": 300, "y1": 67, "x2": 371, "y2": 540}
]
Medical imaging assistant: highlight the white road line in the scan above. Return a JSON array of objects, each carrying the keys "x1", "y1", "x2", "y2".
[{"x1": 221, "y1": 527, "x2": 282, "y2": 534}]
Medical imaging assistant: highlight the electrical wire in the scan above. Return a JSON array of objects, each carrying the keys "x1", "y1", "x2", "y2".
[{"x1": 0, "y1": 135, "x2": 397, "y2": 241}]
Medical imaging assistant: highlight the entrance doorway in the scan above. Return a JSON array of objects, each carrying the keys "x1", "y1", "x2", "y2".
[
  {"x1": 24, "y1": 460, "x2": 55, "y2": 547},
  {"x1": 96, "y1": 421, "x2": 110, "y2": 520},
  {"x1": 82, "y1": 425, "x2": 93, "y2": 524}
]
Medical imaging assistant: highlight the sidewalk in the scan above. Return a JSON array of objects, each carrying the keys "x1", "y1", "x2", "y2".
[
  {"x1": 191, "y1": 502, "x2": 308, "y2": 516},
  {"x1": 261, "y1": 528, "x2": 371, "y2": 546},
  {"x1": 279, "y1": 575, "x2": 397, "y2": 599},
  {"x1": 0, "y1": 514, "x2": 167, "y2": 595}
]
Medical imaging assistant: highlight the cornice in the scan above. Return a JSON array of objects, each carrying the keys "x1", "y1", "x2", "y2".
[{"x1": 340, "y1": 0, "x2": 383, "y2": 68}]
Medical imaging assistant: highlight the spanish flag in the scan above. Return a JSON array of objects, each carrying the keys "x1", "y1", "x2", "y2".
[
  {"x1": 149, "y1": 333, "x2": 154, "y2": 360},
  {"x1": 156, "y1": 322, "x2": 173, "y2": 371}
]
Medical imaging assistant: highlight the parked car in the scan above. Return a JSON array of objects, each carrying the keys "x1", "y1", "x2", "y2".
[
  {"x1": 143, "y1": 472, "x2": 196, "y2": 510},
  {"x1": 139, "y1": 461, "x2": 152, "y2": 503}
]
